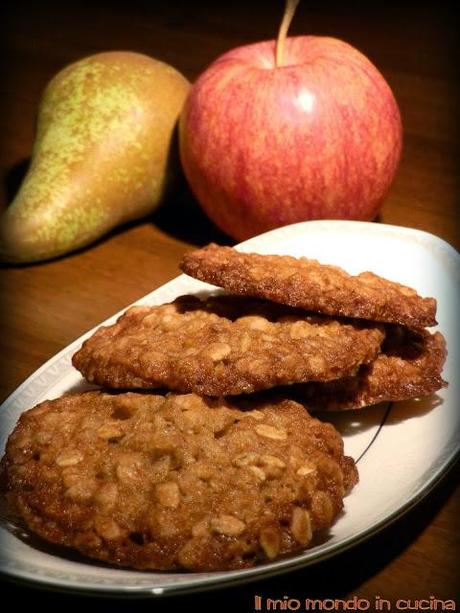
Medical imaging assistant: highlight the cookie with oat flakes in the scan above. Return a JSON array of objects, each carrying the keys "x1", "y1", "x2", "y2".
[
  {"x1": 72, "y1": 294, "x2": 384, "y2": 396},
  {"x1": 293, "y1": 326, "x2": 447, "y2": 411},
  {"x1": 181, "y1": 244, "x2": 437, "y2": 328},
  {"x1": 3, "y1": 391, "x2": 357, "y2": 571}
]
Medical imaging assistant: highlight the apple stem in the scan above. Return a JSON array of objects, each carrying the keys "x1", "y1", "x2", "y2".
[{"x1": 275, "y1": 0, "x2": 300, "y2": 68}]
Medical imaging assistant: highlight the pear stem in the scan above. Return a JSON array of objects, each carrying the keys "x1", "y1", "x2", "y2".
[{"x1": 275, "y1": 0, "x2": 300, "y2": 68}]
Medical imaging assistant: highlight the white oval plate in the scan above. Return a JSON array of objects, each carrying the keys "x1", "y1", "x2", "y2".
[{"x1": 1, "y1": 220, "x2": 459, "y2": 596}]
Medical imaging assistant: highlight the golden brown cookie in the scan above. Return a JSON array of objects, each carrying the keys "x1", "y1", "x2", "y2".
[
  {"x1": 3, "y1": 391, "x2": 358, "y2": 571},
  {"x1": 72, "y1": 295, "x2": 384, "y2": 395},
  {"x1": 290, "y1": 327, "x2": 447, "y2": 410},
  {"x1": 181, "y1": 244, "x2": 437, "y2": 328}
]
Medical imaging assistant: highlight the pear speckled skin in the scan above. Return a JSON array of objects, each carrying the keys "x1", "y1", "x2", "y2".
[{"x1": 0, "y1": 52, "x2": 190, "y2": 263}]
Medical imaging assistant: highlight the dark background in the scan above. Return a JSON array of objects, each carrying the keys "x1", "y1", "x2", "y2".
[{"x1": 1, "y1": 0, "x2": 459, "y2": 609}]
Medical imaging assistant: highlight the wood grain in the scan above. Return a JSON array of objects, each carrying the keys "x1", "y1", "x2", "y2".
[{"x1": 1, "y1": 0, "x2": 458, "y2": 603}]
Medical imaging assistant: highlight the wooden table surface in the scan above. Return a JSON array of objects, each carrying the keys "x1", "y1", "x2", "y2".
[{"x1": 1, "y1": 0, "x2": 458, "y2": 607}]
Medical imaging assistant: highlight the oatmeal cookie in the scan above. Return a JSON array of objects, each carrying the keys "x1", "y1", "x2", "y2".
[
  {"x1": 3, "y1": 391, "x2": 358, "y2": 571},
  {"x1": 72, "y1": 295, "x2": 384, "y2": 395},
  {"x1": 293, "y1": 327, "x2": 447, "y2": 410},
  {"x1": 181, "y1": 244, "x2": 437, "y2": 328}
]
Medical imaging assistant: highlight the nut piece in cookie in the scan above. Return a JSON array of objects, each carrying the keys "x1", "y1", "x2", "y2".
[
  {"x1": 72, "y1": 295, "x2": 384, "y2": 396},
  {"x1": 181, "y1": 244, "x2": 437, "y2": 328},
  {"x1": 3, "y1": 391, "x2": 358, "y2": 571}
]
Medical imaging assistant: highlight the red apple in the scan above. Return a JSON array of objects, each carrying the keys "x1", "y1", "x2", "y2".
[{"x1": 179, "y1": 36, "x2": 402, "y2": 241}]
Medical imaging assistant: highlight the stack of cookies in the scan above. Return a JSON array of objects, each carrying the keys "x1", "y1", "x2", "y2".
[{"x1": 2, "y1": 244, "x2": 446, "y2": 572}]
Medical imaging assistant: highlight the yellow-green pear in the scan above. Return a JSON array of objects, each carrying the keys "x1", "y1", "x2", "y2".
[{"x1": 0, "y1": 51, "x2": 190, "y2": 262}]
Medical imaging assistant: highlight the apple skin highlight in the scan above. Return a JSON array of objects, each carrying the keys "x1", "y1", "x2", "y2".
[{"x1": 179, "y1": 36, "x2": 402, "y2": 241}]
